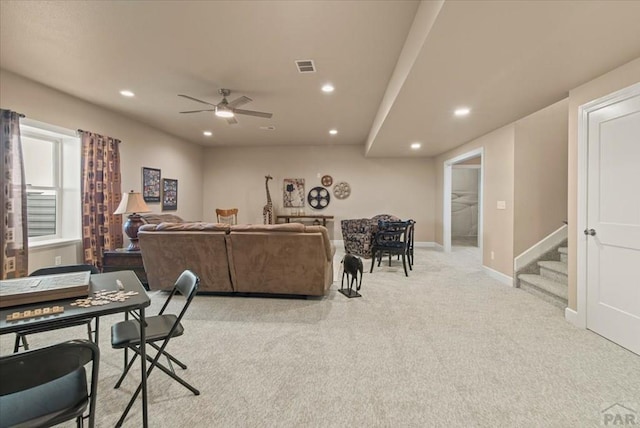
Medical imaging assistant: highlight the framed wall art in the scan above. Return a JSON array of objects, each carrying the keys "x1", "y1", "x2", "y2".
[
  {"x1": 283, "y1": 178, "x2": 305, "y2": 208},
  {"x1": 162, "y1": 178, "x2": 178, "y2": 211},
  {"x1": 142, "y1": 167, "x2": 161, "y2": 202}
]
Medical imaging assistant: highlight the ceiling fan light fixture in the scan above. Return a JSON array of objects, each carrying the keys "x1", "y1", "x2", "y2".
[{"x1": 215, "y1": 106, "x2": 234, "y2": 118}]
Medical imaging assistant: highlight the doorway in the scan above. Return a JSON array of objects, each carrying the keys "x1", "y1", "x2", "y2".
[
  {"x1": 451, "y1": 164, "x2": 480, "y2": 247},
  {"x1": 443, "y1": 148, "x2": 484, "y2": 254},
  {"x1": 577, "y1": 82, "x2": 640, "y2": 355}
]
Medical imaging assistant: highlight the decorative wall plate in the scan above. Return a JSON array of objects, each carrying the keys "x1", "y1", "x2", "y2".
[
  {"x1": 321, "y1": 175, "x2": 333, "y2": 187},
  {"x1": 333, "y1": 182, "x2": 351, "y2": 199},
  {"x1": 307, "y1": 186, "x2": 330, "y2": 210}
]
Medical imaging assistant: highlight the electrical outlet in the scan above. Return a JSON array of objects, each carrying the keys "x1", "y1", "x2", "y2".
[
  {"x1": 490, "y1": 251, "x2": 495, "y2": 260},
  {"x1": 54, "y1": 256, "x2": 62, "y2": 266}
]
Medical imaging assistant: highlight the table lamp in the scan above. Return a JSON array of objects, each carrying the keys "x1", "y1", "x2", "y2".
[{"x1": 114, "y1": 191, "x2": 151, "y2": 251}]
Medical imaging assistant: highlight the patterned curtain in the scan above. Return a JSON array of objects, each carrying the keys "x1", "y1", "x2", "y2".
[
  {"x1": 79, "y1": 130, "x2": 123, "y2": 269},
  {"x1": 0, "y1": 109, "x2": 28, "y2": 279}
]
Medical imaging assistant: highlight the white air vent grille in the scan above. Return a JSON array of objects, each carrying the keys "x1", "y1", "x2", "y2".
[{"x1": 295, "y1": 60, "x2": 316, "y2": 73}]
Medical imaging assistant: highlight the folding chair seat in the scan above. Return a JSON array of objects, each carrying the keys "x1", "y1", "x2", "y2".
[
  {"x1": 111, "y1": 270, "x2": 200, "y2": 424},
  {"x1": 0, "y1": 339, "x2": 100, "y2": 428},
  {"x1": 14, "y1": 264, "x2": 100, "y2": 353}
]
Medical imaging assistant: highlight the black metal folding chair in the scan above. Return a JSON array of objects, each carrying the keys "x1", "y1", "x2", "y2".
[
  {"x1": 0, "y1": 339, "x2": 100, "y2": 428},
  {"x1": 111, "y1": 270, "x2": 200, "y2": 425},
  {"x1": 13, "y1": 264, "x2": 100, "y2": 353}
]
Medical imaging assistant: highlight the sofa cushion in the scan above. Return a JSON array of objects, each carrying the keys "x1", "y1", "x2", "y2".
[
  {"x1": 156, "y1": 222, "x2": 229, "y2": 232},
  {"x1": 141, "y1": 213, "x2": 184, "y2": 224},
  {"x1": 230, "y1": 223, "x2": 305, "y2": 233}
]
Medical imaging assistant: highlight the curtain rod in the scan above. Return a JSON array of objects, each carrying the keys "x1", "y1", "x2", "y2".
[{"x1": 77, "y1": 129, "x2": 122, "y2": 143}]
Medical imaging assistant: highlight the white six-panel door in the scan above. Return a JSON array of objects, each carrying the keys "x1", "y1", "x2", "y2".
[{"x1": 586, "y1": 91, "x2": 640, "y2": 355}]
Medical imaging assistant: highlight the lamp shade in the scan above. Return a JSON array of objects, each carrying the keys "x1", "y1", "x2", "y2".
[{"x1": 114, "y1": 191, "x2": 151, "y2": 215}]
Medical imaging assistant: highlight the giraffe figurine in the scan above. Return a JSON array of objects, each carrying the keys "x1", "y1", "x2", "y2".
[{"x1": 263, "y1": 175, "x2": 274, "y2": 224}]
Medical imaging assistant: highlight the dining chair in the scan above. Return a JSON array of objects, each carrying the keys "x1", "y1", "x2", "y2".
[
  {"x1": 13, "y1": 264, "x2": 100, "y2": 353},
  {"x1": 0, "y1": 339, "x2": 100, "y2": 428},
  {"x1": 370, "y1": 220, "x2": 411, "y2": 277},
  {"x1": 216, "y1": 208, "x2": 238, "y2": 224}
]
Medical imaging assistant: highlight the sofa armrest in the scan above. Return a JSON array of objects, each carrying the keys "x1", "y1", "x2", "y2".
[{"x1": 305, "y1": 225, "x2": 334, "y2": 261}]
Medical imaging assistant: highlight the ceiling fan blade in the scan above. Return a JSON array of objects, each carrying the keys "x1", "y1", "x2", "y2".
[
  {"x1": 226, "y1": 116, "x2": 238, "y2": 125},
  {"x1": 227, "y1": 96, "x2": 252, "y2": 109},
  {"x1": 234, "y1": 109, "x2": 273, "y2": 119},
  {"x1": 178, "y1": 94, "x2": 217, "y2": 107},
  {"x1": 179, "y1": 109, "x2": 215, "y2": 114}
]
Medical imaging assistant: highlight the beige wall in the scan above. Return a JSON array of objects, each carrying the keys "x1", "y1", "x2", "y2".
[
  {"x1": 0, "y1": 69, "x2": 205, "y2": 271},
  {"x1": 513, "y1": 98, "x2": 568, "y2": 256},
  {"x1": 202, "y1": 145, "x2": 436, "y2": 242},
  {"x1": 567, "y1": 57, "x2": 640, "y2": 310},
  {"x1": 435, "y1": 125, "x2": 515, "y2": 277}
]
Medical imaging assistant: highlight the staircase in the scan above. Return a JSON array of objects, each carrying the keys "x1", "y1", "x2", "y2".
[{"x1": 517, "y1": 245, "x2": 568, "y2": 308}]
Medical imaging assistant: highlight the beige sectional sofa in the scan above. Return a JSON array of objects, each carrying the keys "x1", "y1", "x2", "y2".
[{"x1": 138, "y1": 222, "x2": 335, "y2": 297}]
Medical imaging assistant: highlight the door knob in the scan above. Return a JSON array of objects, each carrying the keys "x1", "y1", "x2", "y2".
[{"x1": 584, "y1": 228, "x2": 596, "y2": 236}]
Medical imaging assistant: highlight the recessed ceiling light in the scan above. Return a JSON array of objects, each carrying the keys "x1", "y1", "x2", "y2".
[
  {"x1": 411, "y1": 142, "x2": 421, "y2": 150},
  {"x1": 119, "y1": 90, "x2": 135, "y2": 97},
  {"x1": 203, "y1": 131, "x2": 213, "y2": 136},
  {"x1": 322, "y1": 84, "x2": 334, "y2": 93},
  {"x1": 454, "y1": 107, "x2": 471, "y2": 116},
  {"x1": 329, "y1": 129, "x2": 338, "y2": 135}
]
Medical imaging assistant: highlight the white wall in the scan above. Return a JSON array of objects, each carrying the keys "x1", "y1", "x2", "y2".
[
  {"x1": 436, "y1": 125, "x2": 515, "y2": 277},
  {"x1": 202, "y1": 145, "x2": 436, "y2": 242},
  {"x1": 513, "y1": 98, "x2": 568, "y2": 256},
  {"x1": 0, "y1": 69, "x2": 205, "y2": 271}
]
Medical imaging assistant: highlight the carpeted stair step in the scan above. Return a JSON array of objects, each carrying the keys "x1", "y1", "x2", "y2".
[
  {"x1": 518, "y1": 273, "x2": 568, "y2": 308},
  {"x1": 538, "y1": 260, "x2": 567, "y2": 284},
  {"x1": 558, "y1": 246, "x2": 567, "y2": 263}
]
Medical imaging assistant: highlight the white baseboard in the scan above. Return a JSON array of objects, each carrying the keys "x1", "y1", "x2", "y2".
[
  {"x1": 514, "y1": 224, "x2": 567, "y2": 273},
  {"x1": 483, "y1": 265, "x2": 513, "y2": 287},
  {"x1": 564, "y1": 307, "x2": 579, "y2": 327}
]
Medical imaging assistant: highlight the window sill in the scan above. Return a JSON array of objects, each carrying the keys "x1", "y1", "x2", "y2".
[{"x1": 29, "y1": 238, "x2": 81, "y2": 250}]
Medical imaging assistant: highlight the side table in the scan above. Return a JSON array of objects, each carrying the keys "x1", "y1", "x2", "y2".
[{"x1": 103, "y1": 249, "x2": 149, "y2": 290}]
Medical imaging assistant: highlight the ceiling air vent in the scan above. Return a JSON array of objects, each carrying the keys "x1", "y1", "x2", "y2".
[{"x1": 295, "y1": 59, "x2": 316, "y2": 73}]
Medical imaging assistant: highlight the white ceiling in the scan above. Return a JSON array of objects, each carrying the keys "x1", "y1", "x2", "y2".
[{"x1": 1, "y1": 0, "x2": 640, "y2": 157}]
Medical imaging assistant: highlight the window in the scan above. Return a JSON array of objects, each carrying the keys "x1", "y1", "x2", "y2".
[{"x1": 20, "y1": 119, "x2": 81, "y2": 245}]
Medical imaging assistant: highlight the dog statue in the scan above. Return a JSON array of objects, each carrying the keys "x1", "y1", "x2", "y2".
[{"x1": 341, "y1": 254, "x2": 363, "y2": 297}]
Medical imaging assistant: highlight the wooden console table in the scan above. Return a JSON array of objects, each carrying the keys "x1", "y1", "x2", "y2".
[{"x1": 276, "y1": 214, "x2": 334, "y2": 227}]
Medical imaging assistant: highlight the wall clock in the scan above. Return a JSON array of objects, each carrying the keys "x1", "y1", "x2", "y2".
[
  {"x1": 308, "y1": 186, "x2": 330, "y2": 210},
  {"x1": 333, "y1": 182, "x2": 351, "y2": 199},
  {"x1": 321, "y1": 175, "x2": 333, "y2": 187}
]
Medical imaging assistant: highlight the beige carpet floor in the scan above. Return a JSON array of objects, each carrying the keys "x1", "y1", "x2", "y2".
[{"x1": 1, "y1": 245, "x2": 638, "y2": 427}]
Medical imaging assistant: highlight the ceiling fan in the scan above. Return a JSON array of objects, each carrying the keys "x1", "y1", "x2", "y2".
[{"x1": 178, "y1": 89, "x2": 273, "y2": 125}]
